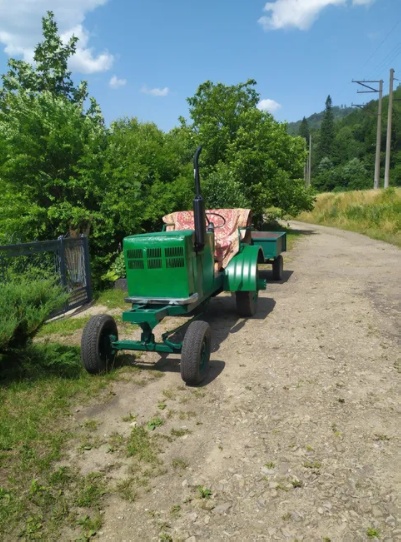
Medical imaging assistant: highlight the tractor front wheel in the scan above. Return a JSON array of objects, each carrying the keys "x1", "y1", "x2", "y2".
[
  {"x1": 81, "y1": 315, "x2": 118, "y2": 374},
  {"x1": 180, "y1": 321, "x2": 211, "y2": 386},
  {"x1": 236, "y1": 291, "x2": 258, "y2": 317},
  {"x1": 272, "y1": 255, "x2": 283, "y2": 281}
]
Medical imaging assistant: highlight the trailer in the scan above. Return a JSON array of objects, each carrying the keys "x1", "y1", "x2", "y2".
[{"x1": 251, "y1": 231, "x2": 287, "y2": 281}]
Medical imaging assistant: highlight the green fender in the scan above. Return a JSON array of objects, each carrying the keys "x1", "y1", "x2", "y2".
[{"x1": 223, "y1": 245, "x2": 266, "y2": 292}]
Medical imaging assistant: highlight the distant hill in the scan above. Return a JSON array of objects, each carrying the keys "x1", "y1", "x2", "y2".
[{"x1": 287, "y1": 105, "x2": 355, "y2": 135}]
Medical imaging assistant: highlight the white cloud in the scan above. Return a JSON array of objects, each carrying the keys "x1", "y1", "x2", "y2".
[
  {"x1": 257, "y1": 98, "x2": 282, "y2": 113},
  {"x1": 141, "y1": 85, "x2": 170, "y2": 97},
  {"x1": 109, "y1": 75, "x2": 127, "y2": 89},
  {"x1": 0, "y1": 0, "x2": 113, "y2": 73},
  {"x1": 258, "y1": 0, "x2": 375, "y2": 31}
]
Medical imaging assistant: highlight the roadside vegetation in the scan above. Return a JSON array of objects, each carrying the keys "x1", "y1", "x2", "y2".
[
  {"x1": 0, "y1": 286, "x2": 158, "y2": 540},
  {"x1": 297, "y1": 187, "x2": 401, "y2": 247}
]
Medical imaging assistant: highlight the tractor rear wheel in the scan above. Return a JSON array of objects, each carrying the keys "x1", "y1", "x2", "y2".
[
  {"x1": 272, "y1": 255, "x2": 283, "y2": 281},
  {"x1": 81, "y1": 315, "x2": 118, "y2": 374},
  {"x1": 180, "y1": 320, "x2": 211, "y2": 386},
  {"x1": 236, "y1": 291, "x2": 258, "y2": 317}
]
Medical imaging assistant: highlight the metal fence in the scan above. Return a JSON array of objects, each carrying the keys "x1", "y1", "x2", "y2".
[{"x1": 0, "y1": 236, "x2": 92, "y2": 316}]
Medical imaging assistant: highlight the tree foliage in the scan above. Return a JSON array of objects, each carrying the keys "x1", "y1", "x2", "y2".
[
  {"x1": 298, "y1": 116, "x2": 310, "y2": 147},
  {"x1": 317, "y1": 95, "x2": 335, "y2": 163},
  {"x1": 0, "y1": 11, "x2": 88, "y2": 107},
  {"x1": 183, "y1": 80, "x2": 314, "y2": 222},
  {"x1": 0, "y1": 13, "x2": 316, "y2": 283},
  {"x1": 296, "y1": 88, "x2": 401, "y2": 192}
]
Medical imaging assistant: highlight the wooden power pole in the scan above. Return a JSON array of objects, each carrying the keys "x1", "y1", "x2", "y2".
[{"x1": 353, "y1": 79, "x2": 384, "y2": 189}]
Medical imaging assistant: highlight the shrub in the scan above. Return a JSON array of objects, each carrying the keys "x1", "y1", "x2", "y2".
[
  {"x1": 0, "y1": 276, "x2": 68, "y2": 353},
  {"x1": 101, "y1": 251, "x2": 126, "y2": 282}
]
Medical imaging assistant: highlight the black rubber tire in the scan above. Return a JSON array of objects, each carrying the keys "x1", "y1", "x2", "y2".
[
  {"x1": 272, "y1": 255, "x2": 283, "y2": 281},
  {"x1": 180, "y1": 321, "x2": 211, "y2": 386},
  {"x1": 236, "y1": 291, "x2": 258, "y2": 317},
  {"x1": 81, "y1": 315, "x2": 118, "y2": 374}
]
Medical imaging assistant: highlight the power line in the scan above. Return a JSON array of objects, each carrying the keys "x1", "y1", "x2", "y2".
[{"x1": 361, "y1": 17, "x2": 401, "y2": 72}]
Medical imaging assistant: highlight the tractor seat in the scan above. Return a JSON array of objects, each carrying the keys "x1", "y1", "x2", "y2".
[{"x1": 162, "y1": 209, "x2": 252, "y2": 270}]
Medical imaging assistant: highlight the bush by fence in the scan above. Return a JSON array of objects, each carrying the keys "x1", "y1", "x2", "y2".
[{"x1": 0, "y1": 276, "x2": 68, "y2": 354}]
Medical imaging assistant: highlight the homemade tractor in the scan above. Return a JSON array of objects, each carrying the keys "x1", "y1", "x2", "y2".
[{"x1": 81, "y1": 147, "x2": 286, "y2": 385}]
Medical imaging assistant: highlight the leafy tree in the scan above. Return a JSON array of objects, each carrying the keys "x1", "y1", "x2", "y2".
[
  {"x1": 182, "y1": 80, "x2": 314, "y2": 222},
  {"x1": 184, "y1": 79, "x2": 259, "y2": 169},
  {"x1": 0, "y1": 11, "x2": 88, "y2": 107},
  {"x1": 0, "y1": 89, "x2": 106, "y2": 243},
  {"x1": 0, "y1": 12, "x2": 106, "y2": 243},
  {"x1": 100, "y1": 118, "x2": 193, "y2": 245}
]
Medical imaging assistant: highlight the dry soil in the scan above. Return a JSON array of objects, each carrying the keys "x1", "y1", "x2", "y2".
[{"x1": 69, "y1": 221, "x2": 401, "y2": 542}]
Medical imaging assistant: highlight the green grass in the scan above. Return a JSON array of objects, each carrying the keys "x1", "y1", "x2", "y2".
[
  {"x1": 297, "y1": 187, "x2": 401, "y2": 247},
  {"x1": 366, "y1": 527, "x2": 380, "y2": 538},
  {"x1": 127, "y1": 426, "x2": 160, "y2": 464},
  {"x1": 37, "y1": 315, "x2": 91, "y2": 337},
  {"x1": 94, "y1": 288, "x2": 127, "y2": 310},
  {"x1": 0, "y1": 343, "x2": 123, "y2": 540}
]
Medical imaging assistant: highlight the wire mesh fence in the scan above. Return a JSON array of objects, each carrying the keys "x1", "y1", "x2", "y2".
[{"x1": 0, "y1": 236, "x2": 92, "y2": 316}]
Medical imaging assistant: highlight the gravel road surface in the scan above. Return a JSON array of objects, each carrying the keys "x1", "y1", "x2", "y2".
[{"x1": 72, "y1": 221, "x2": 401, "y2": 542}]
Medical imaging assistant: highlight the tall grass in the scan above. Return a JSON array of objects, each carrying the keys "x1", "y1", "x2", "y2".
[{"x1": 297, "y1": 187, "x2": 401, "y2": 247}]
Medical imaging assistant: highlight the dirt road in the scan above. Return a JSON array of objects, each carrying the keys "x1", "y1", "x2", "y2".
[{"x1": 73, "y1": 221, "x2": 401, "y2": 541}]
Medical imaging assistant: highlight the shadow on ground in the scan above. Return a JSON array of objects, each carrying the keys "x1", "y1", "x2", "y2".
[{"x1": 127, "y1": 294, "x2": 277, "y2": 385}]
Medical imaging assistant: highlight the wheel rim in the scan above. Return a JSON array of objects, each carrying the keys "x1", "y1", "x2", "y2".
[
  {"x1": 199, "y1": 338, "x2": 209, "y2": 373},
  {"x1": 100, "y1": 331, "x2": 115, "y2": 361}
]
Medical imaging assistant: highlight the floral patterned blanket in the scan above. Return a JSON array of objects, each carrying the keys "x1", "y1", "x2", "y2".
[{"x1": 162, "y1": 209, "x2": 251, "y2": 269}]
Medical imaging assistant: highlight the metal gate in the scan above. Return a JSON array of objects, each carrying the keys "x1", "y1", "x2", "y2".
[{"x1": 0, "y1": 236, "x2": 92, "y2": 316}]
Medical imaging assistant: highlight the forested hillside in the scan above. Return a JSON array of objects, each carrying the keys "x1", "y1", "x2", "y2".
[
  {"x1": 294, "y1": 89, "x2": 401, "y2": 192},
  {"x1": 287, "y1": 105, "x2": 354, "y2": 135},
  {"x1": 0, "y1": 12, "x2": 314, "y2": 284}
]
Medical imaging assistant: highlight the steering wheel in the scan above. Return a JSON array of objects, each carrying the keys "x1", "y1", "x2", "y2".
[{"x1": 205, "y1": 212, "x2": 226, "y2": 230}]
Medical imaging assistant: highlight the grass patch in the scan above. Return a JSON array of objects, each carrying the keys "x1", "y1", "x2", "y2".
[
  {"x1": 37, "y1": 316, "x2": 91, "y2": 338},
  {"x1": 94, "y1": 288, "x2": 127, "y2": 310},
  {"x1": 127, "y1": 426, "x2": 159, "y2": 464},
  {"x1": 197, "y1": 485, "x2": 212, "y2": 499},
  {"x1": 147, "y1": 417, "x2": 164, "y2": 431},
  {"x1": 0, "y1": 342, "x2": 121, "y2": 540},
  {"x1": 115, "y1": 478, "x2": 137, "y2": 502},
  {"x1": 366, "y1": 527, "x2": 380, "y2": 538},
  {"x1": 297, "y1": 187, "x2": 401, "y2": 247}
]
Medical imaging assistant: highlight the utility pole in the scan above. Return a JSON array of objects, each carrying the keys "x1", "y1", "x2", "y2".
[
  {"x1": 353, "y1": 79, "x2": 384, "y2": 189},
  {"x1": 384, "y1": 68, "x2": 395, "y2": 188},
  {"x1": 303, "y1": 136, "x2": 312, "y2": 187}
]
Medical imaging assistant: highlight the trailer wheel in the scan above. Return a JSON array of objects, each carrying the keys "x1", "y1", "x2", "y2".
[
  {"x1": 180, "y1": 321, "x2": 211, "y2": 386},
  {"x1": 236, "y1": 291, "x2": 258, "y2": 317},
  {"x1": 81, "y1": 315, "x2": 118, "y2": 374},
  {"x1": 272, "y1": 255, "x2": 283, "y2": 281}
]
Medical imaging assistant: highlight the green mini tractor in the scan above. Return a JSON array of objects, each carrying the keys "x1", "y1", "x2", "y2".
[{"x1": 81, "y1": 146, "x2": 285, "y2": 385}]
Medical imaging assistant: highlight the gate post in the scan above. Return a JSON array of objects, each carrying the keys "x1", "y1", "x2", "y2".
[{"x1": 83, "y1": 236, "x2": 93, "y2": 304}]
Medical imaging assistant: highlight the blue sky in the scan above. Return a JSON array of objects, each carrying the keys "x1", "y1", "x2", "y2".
[{"x1": 0, "y1": 0, "x2": 399, "y2": 131}]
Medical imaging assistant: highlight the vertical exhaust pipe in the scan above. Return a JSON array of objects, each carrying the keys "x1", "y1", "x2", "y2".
[{"x1": 193, "y1": 146, "x2": 206, "y2": 251}]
